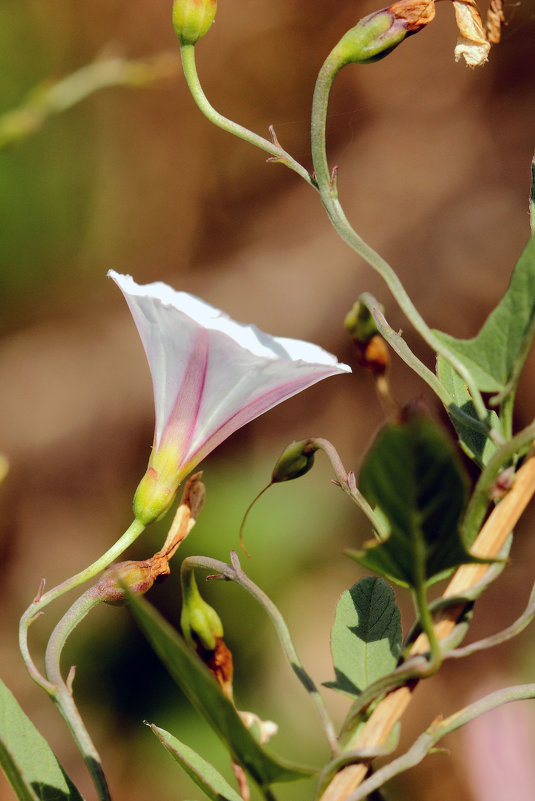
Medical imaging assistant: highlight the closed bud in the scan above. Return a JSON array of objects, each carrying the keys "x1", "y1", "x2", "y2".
[
  {"x1": 93, "y1": 560, "x2": 159, "y2": 605},
  {"x1": 271, "y1": 439, "x2": 318, "y2": 483},
  {"x1": 344, "y1": 300, "x2": 382, "y2": 344},
  {"x1": 180, "y1": 567, "x2": 223, "y2": 651},
  {"x1": 172, "y1": 0, "x2": 217, "y2": 46},
  {"x1": 332, "y1": 1, "x2": 435, "y2": 67},
  {"x1": 332, "y1": 10, "x2": 409, "y2": 66}
]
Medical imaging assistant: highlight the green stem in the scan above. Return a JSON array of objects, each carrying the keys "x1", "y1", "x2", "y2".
[
  {"x1": 359, "y1": 294, "x2": 452, "y2": 407},
  {"x1": 179, "y1": 44, "x2": 315, "y2": 187},
  {"x1": 182, "y1": 552, "x2": 340, "y2": 755},
  {"x1": 411, "y1": 579, "x2": 441, "y2": 674},
  {"x1": 20, "y1": 518, "x2": 145, "y2": 691},
  {"x1": 310, "y1": 51, "x2": 494, "y2": 431},
  {"x1": 260, "y1": 785, "x2": 279, "y2": 801},
  {"x1": 461, "y1": 419, "x2": 535, "y2": 547},
  {"x1": 447, "y1": 579, "x2": 535, "y2": 660},
  {"x1": 311, "y1": 437, "x2": 388, "y2": 540},
  {"x1": 45, "y1": 589, "x2": 112, "y2": 801},
  {"x1": 0, "y1": 52, "x2": 176, "y2": 150}
]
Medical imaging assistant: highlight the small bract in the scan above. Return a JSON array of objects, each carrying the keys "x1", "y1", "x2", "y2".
[{"x1": 109, "y1": 271, "x2": 350, "y2": 524}]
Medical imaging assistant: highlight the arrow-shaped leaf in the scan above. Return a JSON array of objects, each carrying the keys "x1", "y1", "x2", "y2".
[
  {"x1": 324, "y1": 577, "x2": 401, "y2": 699},
  {"x1": 347, "y1": 415, "x2": 485, "y2": 588},
  {"x1": 435, "y1": 234, "x2": 535, "y2": 394}
]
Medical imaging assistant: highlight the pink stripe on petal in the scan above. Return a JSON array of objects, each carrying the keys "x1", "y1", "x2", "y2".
[
  {"x1": 185, "y1": 368, "x2": 338, "y2": 469},
  {"x1": 159, "y1": 328, "x2": 209, "y2": 461}
]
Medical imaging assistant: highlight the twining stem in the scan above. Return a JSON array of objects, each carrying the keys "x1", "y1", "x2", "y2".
[
  {"x1": 311, "y1": 437, "x2": 388, "y2": 540},
  {"x1": 447, "y1": 580, "x2": 535, "y2": 659},
  {"x1": 179, "y1": 44, "x2": 315, "y2": 187},
  {"x1": 319, "y1": 453, "x2": 535, "y2": 801},
  {"x1": 359, "y1": 294, "x2": 452, "y2": 406},
  {"x1": 310, "y1": 50, "x2": 496, "y2": 433},
  {"x1": 20, "y1": 517, "x2": 145, "y2": 692},
  {"x1": 346, "y1": 683, "x2": 535, "y2": 801},
  {"x1": 461, "y1": 418, "x2": 535, "y2": 546},
  {"x1": 182, "y1": 552, "x2": 340, "y2": 755},
  {"x1": 45, "y1": 588, "x2": 112, "y2": 801}
]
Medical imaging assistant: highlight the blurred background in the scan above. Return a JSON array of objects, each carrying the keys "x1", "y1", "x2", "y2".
[{"x1": 1, "y1": 1, "x2": 535, "y2": 799}]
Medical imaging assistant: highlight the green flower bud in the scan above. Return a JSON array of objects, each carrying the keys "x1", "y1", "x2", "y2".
[
  {"x1": 331, "y1": 1, "x2": 436, "y2": 67},
  {"x1": 172, "y1": 0, "x2": 217, "y2": 46},
  {"x1": 271, "y1": 439, "x2": 319, "y2": 483},
  {"x1": 344, "y1": 300, "x2": 382, "y2": 344},
  {"x1": 332, "y1": 10, "x2": 408, "y2": 66},
  {"x1": 180, "y1": 567, "x2": 223, "y2": 651}
]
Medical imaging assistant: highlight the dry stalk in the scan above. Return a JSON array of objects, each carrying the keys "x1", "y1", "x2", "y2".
[{"x1": 319, "y1": 453, "x2": 535, "y2": 801}]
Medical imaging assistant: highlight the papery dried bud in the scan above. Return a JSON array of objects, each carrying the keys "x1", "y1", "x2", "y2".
[
  {"x1": 239, "y1": 711, "x2": 278, "y2": 745},
  {"x1": 453, "y1": 0, "x2": 490, "y2": 66},
  {"x1": 172, "y1": 0, "x2": 217, "y2": 46},
  {"x1": 94, "y1": 559, "x2": 166, "y2": 605},
  {"x1": 356, "y1": 335, "x2": 390, "y2": 376},
  {"x1": 490, "y1": 466, "x2": 515, "y2": 501},
  {"x1": 388, "y1": 0, "x2": 435, "y2": 33},
  {"x1": 197, "y1": 637, "x2": 234, "y2": 698},
  {"x1": 485, "y1": 0, "x2": 504, "y2": 45},
  {"x1": 271, "y1": 439, "x2": 318, "y2": 483}
]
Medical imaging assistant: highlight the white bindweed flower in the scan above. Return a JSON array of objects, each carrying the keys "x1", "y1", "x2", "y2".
[{"x1": 109, "y1": 271, "x2": 351, "y2": 524}]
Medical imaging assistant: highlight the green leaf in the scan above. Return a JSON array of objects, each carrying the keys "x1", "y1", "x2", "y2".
[
  {"x1": 347, "y1": 415, "x2": 485, "y2": 588},
  {"x1": 324, "y1": 577, "x2": 401, "y2": 699},
  {"x1": 436, "y1": 362, "x2": 501, "y2": 465},
  {"x1": 0, "y1": 678, "x2": 84, "y2": 801},
  {"x1": 150, "y1": 725, "x2": 243, "y2": 801},
  {"x1": 124, "y1": 589, "x2": 313, "y2": 787},
  {"x1": 434, "y1": 234, "x2": 535, "y2": 463},
  {"x1": 435, "y1": 234, "x2": 535, "y2": 395}
]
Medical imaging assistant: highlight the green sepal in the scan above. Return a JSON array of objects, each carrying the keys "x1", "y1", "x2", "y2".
[
  {"x1": 435, "y1": 234, "x2": 535, "y2": 461},
  {"x1": 333, "y1": 11, "x2": 408, "y2": 66},
  {"x1": 271, "y1": 440, "x2": 318, "y2": 483}
]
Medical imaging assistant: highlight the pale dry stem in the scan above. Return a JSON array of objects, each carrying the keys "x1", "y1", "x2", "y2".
[{"x1": 319, "y1": 454, "x2": 535, "y2": 801}]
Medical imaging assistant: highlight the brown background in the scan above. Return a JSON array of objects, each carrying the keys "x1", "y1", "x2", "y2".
[{"x1": 1, "y1": 1, "x2": 535, "y2": 800}]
